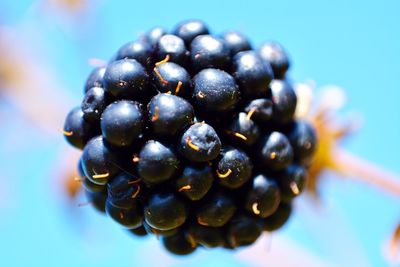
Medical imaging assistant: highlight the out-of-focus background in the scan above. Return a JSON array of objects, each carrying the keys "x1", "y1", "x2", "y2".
[{"x1": 0, "y1": 0, "x2": 399, "y2": 266}]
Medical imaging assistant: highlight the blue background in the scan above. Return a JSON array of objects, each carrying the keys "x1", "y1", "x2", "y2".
[{"x1": 0, "y1": 0, "x2": 399, "y2": 266}]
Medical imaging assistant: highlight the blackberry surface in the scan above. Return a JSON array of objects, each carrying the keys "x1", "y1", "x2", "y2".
[
  {"x1": 190, "y1": 35, "x2": 231, "y2": 72},
  {"x1": 216, "y1": 147, "x2": 253, "y2": 189},
  {"x1": 103, "y1": 59, "x2": 149, "y2": 99},
  {"x1": 227, "y1": 112, "x2": 260, "y2": 147},
  {"x1": 173, "y1": 19, "x2": 209, "y2": 46},
  {"x1": 147, "y1": 93, "x2": 194, "y2": 137},
  {"x1": 115, "y1": 40, "x2": 154, "y2": 69},
  {"x1": 128, "y1": 225, "x2": 148, "y2": 237},
  {"x1": 144, "y1": 192, "x2": 187, "y2": 231},
  {"x1": 150, "y1": 62, "x2": 192, "y2": 96},
  {"x1": 226, "y1": 214, "x2": 263, "y2": 248},
  {"x1": 137, "y1": 140, "x2": 179, "y2": 184},
  {"x1": 178, "y1": 122, "x2": 221, "y2": 162},
  {"x1": 258, "y1": 42, "x2": 290, "y2": 80},
  {"x1": 195, "y1": 191, "x2": 237, "y2": 227},
  {"x1": 256, "y1": 131, "x2": 294, "y2": 171},
  {"x1": 221, "y1": 31, "x2": 252, "y2": 56},
  {"x1": 288, "y1": 120, "x2": 317, "y2": 164},
  {"x1": 143, "y1": 221, "x2": 179, "y2": 237},
  {"x1": 156, "y1": 34, "x2": 189, "y2": 66},
  {"x1": 105, "y1": 200, "x2": 143, "y2": 229},
  {"x1": 244, "y1": 174, "x2": 281, "y2": 218},
  {"x1": 145, "y1": 27, "x2": 167, "y2": 48},
  {"x1": 64, "y1": 20, "x2": 317, "y2": 255},
  {"x1": 175, "y1": 165, "x2": 214, "y2": 201},
  {"x1": 84, "y1": 189, "x2": 107, "y2": 213},
  {"x1": 270, "y1": 79, "x2": 297, "y2": 123},
  {"x1": 100, "y1": 100, "x2": 144, "y2": 148},
  {"x1": 81, "y1": 86, "x2": 111, "y2": 123},
  {"x1": 187, "y1": 224, "x2": 225, "y2": 248},
  {"x1": 192, "y1": 68, "x2": 240, "y2": 113},
  {"x1": 244, "y1": 98, "x2": 273, "y2": 122},
  {"x1": 162, "y1": 232, "x2": 197, "y2": 255},
  {"x1": 107, "y1": 172, "x2": 141, "y2": 208},
  {"x1": 232, "y1": 51, "x2": 273, "y2": 98},
  {"x1": 63, "y1": 107, "x2": 98, "y2": 149},
  {"x1": 80, "y1": 136, "x2": 119, "y2": 185},
  {"x1": 84, "y1": 66, "x2": 106, "y2": 93}
]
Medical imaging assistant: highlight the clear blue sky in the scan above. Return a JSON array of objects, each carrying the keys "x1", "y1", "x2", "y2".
[{"x1": 0, "y1": 0, "x2": 399, "y2": 266}]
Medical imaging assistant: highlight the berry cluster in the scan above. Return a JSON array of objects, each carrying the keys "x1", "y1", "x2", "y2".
[{"x1": 63, "y1": 20, "x2": 317, "y2": 255}]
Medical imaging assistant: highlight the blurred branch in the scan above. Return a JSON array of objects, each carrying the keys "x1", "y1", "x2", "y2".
[
  {"x1": 0, "y1": 26, "x2": 73, "y2": 134},
  {"x1": 334, "y1": 148, "x2": 400, "y2": 197}
]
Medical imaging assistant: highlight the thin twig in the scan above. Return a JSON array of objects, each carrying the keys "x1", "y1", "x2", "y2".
[{"x1": 333, "y1": 148, "x2": 400, "y2": 197}]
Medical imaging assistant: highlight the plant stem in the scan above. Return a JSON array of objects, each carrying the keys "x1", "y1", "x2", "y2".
[{"x1": 333, "y1": 148, "x2": 400, "y2": 197}]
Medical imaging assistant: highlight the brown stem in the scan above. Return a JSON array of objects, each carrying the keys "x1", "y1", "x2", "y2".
[{"x1": 333, "y1": 148, "x2": 400, "y2": 197}]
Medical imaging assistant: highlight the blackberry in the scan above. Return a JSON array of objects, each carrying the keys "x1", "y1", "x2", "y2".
[
  {"x1": 103, "y1": 59, "x2": 148, "y2": 99},
  {"x1": 81, "y1": 86, "x2": 111, "y2": 123},
  {"x1": 277, "y1": 164, "x2": 308, "y2": 202},
  {"x1": 226, "y1": 214, "x2": 263, "y2": 248},
  {"x1": 128, "y1": 225, "x2": 148, "y2": 237},
  {"x1": 151, "y1": 62, "x2": 191, "y2": 96},
  {"x1": 173, "y1": 20, "x2": 209, "y2": 46},
  {"x1": 156, "y1": 34, "x2": 189, "y2": 66},
  {"x1": 263, "y1": 202, "x2": 292, "y2": 231},
  {"x1": 84, "y1": 66, "x2": 106, "y2": 93},
  {"x1": 193, "y1": 68, "x2": 240, "y2": 113},
  {"x1": 143, "y1": 221, "x2": 178, "y2": 237},
  {"x1": 270, "y1": 79, "x2": 297, "y2": 123},
  {"x1": 244, "y1": 174, "x2": 280, "y2": 218},
  {"x1": 100, "y1": 100, "x2": 144, "y2": 148},
  {"x1": 221, "y1": 31, "x2": 252, "y2": 56},
  {"x1": 84, "y1": 189, "x2": 107, "y2": 213},
  {"x1": 178, "y1": 123, "x2": 221, "y2": 162},
  {"x1": 137, "y1": 140, "x2": 179, "y2": 184},
  {"x1": 162, "y1": 232, "x2": 197, "y2": 255},
  {"x1": 190, "y1": 35, "x2": 231, "y2": 72},
  {"x1": 175, "y1": 165, "x2": 214, "y2": 201},
  {"x1": 63, "y1": 107, "x2": 98, "y2": 149},
  {"x1": 80, "y1": 136, "x2": 119, "y2": 185},
  {"x1": 145, "y1": 27, "x2": 167, "y2": 48},
  {"x1": 107, "y1": 172, "x2": 141, "y2": 208},
  {"x1": 82, "y1": 176, "x2": 106, "y2": 193},
  {"x1": 187, "y1": 224, "x2": 225, "y2": 248},
  {"x1": 195, "y1": 191, "x2": 236, "y2": 227},
  {"x1": 227, "y1": 112, "x2": 260, "y2": 147},
  {"x1": 258, "y1": 42, "x2": 290, "y2": 79},
  {"x1": 244, "y1": 98, "x2": 273, "y2": 122},
  {"x1": 232, "y1": 51, "x2": 273, "y2": 98},
  {"x1": 78, "y1": 159, "x2": 106, "y2": 193},
  {"x1": 216, "y1": 147, "x2": 253, "y2": 189},
  {"x1": 144, "y1": 192, "x2": 187, "y2": 231},
  {"x1": 257, "y1": 131, "x2": 293, "y2": 171},
  {"x1": 147, "y1": 93, "x2": 194, "y2": 137},
  {"x1": 105, "y1": 200, "x2": 143, "y2": 229},
  {"x1": 64, "y1": 19, "x2": 317, "y2": 255},
  {"x1": 115, "y1": 40, "x2": 154, "y2": 69},
  {"x1": 288, "y1": 120, "x2": 317, "y2": 164}
]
